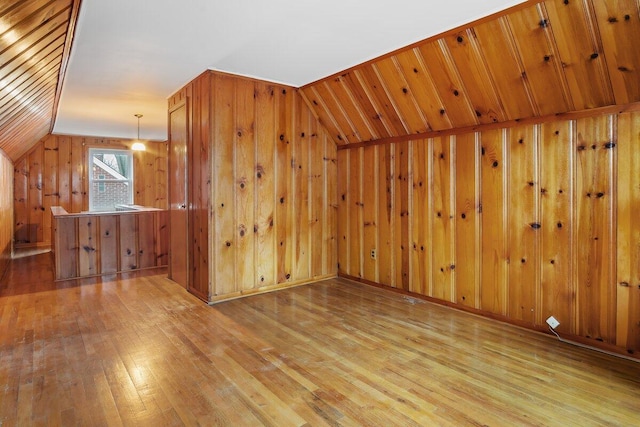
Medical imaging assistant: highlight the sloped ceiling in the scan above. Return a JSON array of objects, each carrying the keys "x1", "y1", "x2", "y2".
[
  {"x1": 301, "y1": 0, "x2": 640, "y2": 146},
  {"x1": 0, "y1": 0, "x2": 79, "y2": 161}
]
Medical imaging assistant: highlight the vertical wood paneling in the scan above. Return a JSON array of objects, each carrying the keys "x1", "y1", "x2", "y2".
[
  {"x1": 377, "y1": 144, "x2": 394, "y2": 286},
  {"x1": 119, "y1": 214, "x2": 138, "y2": 270},
  {"x1": 276, "y1": 87, "x2": 294, "y2": 284},
  {"x1": 0, "y1": 152, "x2": 13, "y2": 276},
  {"x1": 335, "y1": 108, "x2": 640, "y2": 355},
  {"x1": 294, "y1": 100, "x2": 310, "y2": 281},
  {"x1": 70, "y1": 138, "x2": 83, "y2": 213},
  {"x1": 395, "y1": 142, "x2": 410, "y2": 290},
  {"x1": 616, "y1": 111, "x2": 640, "y2": 353},
  {"x1": 255, "y1": 83, "x2": 277, "y2": 287},
  {"x1": 325, "y1": 136, "x2": 338, "y2": 276},
  {"x1": 575, "y1": 115, "x2": 615, "y2": 342},
  {"x1": 348, "y1": 148, "x2": 362, "y2": 278},
  {"x1": 14, "y1": 157, "x2": 28, "y2": 244},
  {"x1": 13, "y1": 134, "x2": 167, "y2": 248},
  {"x1": 337, "y1": 149, "x2": 349, "y2": 276},
  {"x1": 51, "y1": 210, "x2": 166, "y2": 280},
  {"x1": 43, "y1": 137, "x2": 58, "y2": 245},
  {"x1": 410, "y1": 140, "x2": 429, "y2": 295},
  {"x1": 54, "y1": 216, "x2": 77, "y2": 279},
  {"x1": 138, "y1": 214, "x2": 156, "y2": 269},
  {"x1": 235, "y1": 79, "x2": 256, "y2": 290},
  {"x1": 212, "y1": 75, "x2": 237, "y2": 295},
  {"x1": 100, "y1": 215, "x2": 118, "y2": 274},
  {"x1": 309, "y1": 115, "x2": 324, "y2": 278},
  {"x1": 431, "y1": 136, "x2": 454, "y2": 301},
  {"x1": 78, "y1": 216, "x2": 98, "y2": 277},
  {"x1": 507, "y1": 125, "x2": 539, "y2": 323},
  {"x1": 28, "y1": 144, "x2": 43, "y2": 244},
  {"x1": 480, "y1": 129, "x2": 508, "y2": 315},
  {"x1": 180, "y1": 71, "x2": 338, "y2": 301},
  {"x1": 362, "y1": 146, "x2": 377, "y2": 283},
  {"x1": 539, "y1": 121, "x2": 574, "y2": 330},
  {"x1": 455, "y1": 133, "x2": 480, "y2": 308}
]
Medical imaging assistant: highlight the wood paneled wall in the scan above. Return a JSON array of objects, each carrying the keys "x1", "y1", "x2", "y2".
[
  {"x1": 170, "y1": 71, "x2": 338, "y2": 302},
  {"x1": 337, "y1": 111, "x2": 640, "y2": 356},
  {"x1": 0, "y1": 150, "x2": 13, "y2": 278},
  {"x1": 13, "y1": 134, "x2": 167, "y2": 248}
]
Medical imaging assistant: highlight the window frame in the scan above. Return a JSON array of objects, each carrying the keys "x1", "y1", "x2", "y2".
[{"x1": 87, "y1": 147, "x2": 134, "y2": 211}]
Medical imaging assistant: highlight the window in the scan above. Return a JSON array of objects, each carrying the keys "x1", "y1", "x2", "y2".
[{"x1": 88, "y1": 148, "x2": 134, "y2": 211}]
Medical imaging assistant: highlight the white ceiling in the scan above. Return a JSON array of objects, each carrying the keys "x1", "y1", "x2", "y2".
[{"x1": 53, "y1": 0, "x2": 525, "y2": 141}]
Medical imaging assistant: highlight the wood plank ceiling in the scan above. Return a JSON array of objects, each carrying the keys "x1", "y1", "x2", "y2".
[
  {"x1": 301, "y1": 0, "x2": 640, "y2": 146},
  {"x1": 0, "y1": 0, "x2": 80, "y2": 161}
]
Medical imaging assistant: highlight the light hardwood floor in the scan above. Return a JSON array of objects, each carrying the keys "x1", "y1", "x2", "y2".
[{"x1": 1, "y1": 253, "x2": 639, "y2": 426}]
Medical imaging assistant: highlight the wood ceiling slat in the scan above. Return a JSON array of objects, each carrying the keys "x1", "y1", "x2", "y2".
[
  {"x1": 544, "y1": 0, "x2": 614, "y2": 109},
  {"x1": 326, "y1": 75, "x2": 377, "y2": 142},
  {"x1": 0, "y1": 46, "x2": 62, "y2": 107},
  {"x1": 591, "y1": 0, "x2": 640, "y2": 104},
  {"x1": 0, "y1": 93, "x2": 54, "y2": 159},
  {"x1": 0, "y1": 25, "x2": 66, "y2": 84},
  {"x1": 313, "y1": 82, "x2": 360, "y2": 144},
  {"x1": 0, "y1": 58, "x2": 60, "y2": 123},
  {"x1": 416, "y1": 41, "x2": 478, "y2": 128},
  {"x1": 341, "y1": 71, "x2": 393, "y2": 139},
  {"x1": 505, "y1": 4, "x2": 574, "y2": 115},
  {"x1": 393, "y1": 49, "x2": 451, "y2": 131},
  {"x1": 374, "y1": 57, "x2": 429, "y2": 135},
  {"x1": 300, "y1": 87, "x2": 349, "y2": 145},
  {"x1": 0, "y1": 0, "x2": 55, "y2": 34},
  {"x1": 445, "y1": 28, "x2": 506, "y2": 124},
  {"x1": 0, "y1": 0, "x2": 74, "y2": 161},
  {"x1": 0, "y1": 5, "x2": 69, "y2": 67},
  {"x1": 474, "y1": 17, "x2": 539, "y2": 119},
  {"x1": 355, "y1": 66, "x2": 407, "y2": 137},
  {"x1": 300, "y1": 0, "x2": 637, "y2": 147}
]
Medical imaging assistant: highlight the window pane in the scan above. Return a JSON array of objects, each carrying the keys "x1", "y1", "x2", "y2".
[{"x1": 88, "y1": 148, "x2": 134, "y2": 211}]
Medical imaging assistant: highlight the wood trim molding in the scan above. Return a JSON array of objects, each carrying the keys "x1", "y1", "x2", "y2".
[
  {"x1": 50, "y1": 0, "x2": 83, "y2": 133},
  {"x1": 337, "y1": 101, "x2": 640, "y2": 150}
]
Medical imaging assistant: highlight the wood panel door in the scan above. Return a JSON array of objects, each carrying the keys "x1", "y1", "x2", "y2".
[{"x1": 168, "y1": 102, "x2": 189, "y2": 288}]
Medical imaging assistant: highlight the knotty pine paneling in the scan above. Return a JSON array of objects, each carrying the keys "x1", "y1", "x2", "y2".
[
  {"x1": 176, "y1": 71, "x2": 338, "y2": 302},
  {"x1": 13, "y1": 134, "x2": 168, "y2": 248},
  {"x1": 302, "y1": 0, "x2": 640, "y2": 147},
  {"x1": 337, "y1": 110, "x2": 640, "y2": 357},
  {"x1": 52, "y1": 209, "x2": 169, "y2": 281},
  {"x1": 0, "y1": 150, "x2": 12, "y2": 277}
]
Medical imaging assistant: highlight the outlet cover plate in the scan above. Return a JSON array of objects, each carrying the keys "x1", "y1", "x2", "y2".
[{"x1": 546, "y1": 316, "x2": 560, "y2": 329}]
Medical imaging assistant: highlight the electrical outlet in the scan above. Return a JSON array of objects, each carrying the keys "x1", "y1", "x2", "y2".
[
  {"x1": 546, "y1": 316, "x2": 560, "y2": 329},
  {"x1": 370, "y1": 249, "x2": 376, "y2": 260}
]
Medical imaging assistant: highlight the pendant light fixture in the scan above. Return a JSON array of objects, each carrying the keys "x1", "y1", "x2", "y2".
[{"x1": 131, "y1": 113, "x2": 146, "y2": 151}]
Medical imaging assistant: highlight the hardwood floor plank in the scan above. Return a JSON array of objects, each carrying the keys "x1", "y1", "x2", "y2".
[{"x1": 1, "y1": 253, "x2": 639, "y2": 426}]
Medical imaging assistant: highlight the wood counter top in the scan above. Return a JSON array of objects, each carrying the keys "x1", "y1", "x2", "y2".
[{"x1": 51, "y1": 205, "x2": 164, "y2": 218}]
